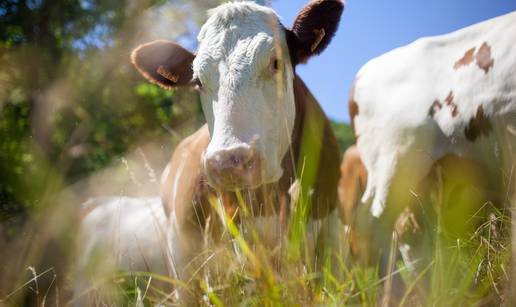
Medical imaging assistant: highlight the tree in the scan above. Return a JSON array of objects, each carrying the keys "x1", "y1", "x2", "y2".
[{"x1": 0, "y1": 0, "x2": 225, "y2": 225}]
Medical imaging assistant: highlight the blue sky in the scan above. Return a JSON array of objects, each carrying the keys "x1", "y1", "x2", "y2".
[{"x1": 272, "y1": 0, "x2": 516, "y2": 122}]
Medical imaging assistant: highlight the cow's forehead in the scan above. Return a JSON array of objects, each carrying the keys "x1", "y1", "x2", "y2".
[
  {"x1": 198, "y1": 2, "x2": 279, "y2": 42},
  {"x1": 194, "y1": 2, "x2": 283, "y2": 80}
]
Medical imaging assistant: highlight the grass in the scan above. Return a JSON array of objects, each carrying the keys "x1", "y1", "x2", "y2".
[
  {"x1": 1, "y1": 183, "x2": 512, "y2": 306},
  {"x1": 0, "y1": 123, "x2": 513, "y2": 306}
]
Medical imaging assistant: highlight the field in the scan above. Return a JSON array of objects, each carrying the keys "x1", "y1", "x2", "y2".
[
  {"x1": 0, "y1": 148, "x2": 513, "y2": 306},
  {"x1": 1, "y1": 0, "x2": 515, "y2": 306}
]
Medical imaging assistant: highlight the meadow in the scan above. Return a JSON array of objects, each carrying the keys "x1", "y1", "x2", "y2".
[{"x1": 0, "y1": 0, "x2": 514, "y2": 306}]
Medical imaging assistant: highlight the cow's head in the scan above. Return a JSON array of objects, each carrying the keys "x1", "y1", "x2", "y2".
[{"x1": 132, "y1": 0, "x2": 343, "y2": 189}]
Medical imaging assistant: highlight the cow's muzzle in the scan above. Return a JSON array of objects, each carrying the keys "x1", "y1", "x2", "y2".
[{"x1": 204, "y1": 146, "x2": 263, "y2": 190}]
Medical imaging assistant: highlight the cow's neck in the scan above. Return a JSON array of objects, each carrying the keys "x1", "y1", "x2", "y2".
[
  {"x1": 280, "y1": 74, "x2": 341, "y2": 218},
  {"x1": 279, "y1": 75, "x2": 306, "y2": 190}
]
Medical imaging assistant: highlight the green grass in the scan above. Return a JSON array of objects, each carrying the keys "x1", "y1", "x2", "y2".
[
  {"x1": 0, "y1": 122, "x2": 513, "y2": 306},
  {"x1": 19, "y1": 194, "x2": 511, "y2": 305}
]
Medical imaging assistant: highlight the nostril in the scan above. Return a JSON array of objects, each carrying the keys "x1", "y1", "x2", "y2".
[
  {"x1": 244, "y1": 158, "x2": 254, "y2": 169},
  {"x1": 229, "y1": 154, "x2": 240, "y2": 167}
]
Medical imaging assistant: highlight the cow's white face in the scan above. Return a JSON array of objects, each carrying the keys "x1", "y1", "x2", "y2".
[
  {"x1": 132, "y1": 0, "x2": 344, "y2": 190},
  {"x1": 193, "y1": 3, "x2": 295, "y2": 188}
]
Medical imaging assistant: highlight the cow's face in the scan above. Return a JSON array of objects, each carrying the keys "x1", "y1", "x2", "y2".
[
  {"x1": 193, "y1": 3, "x2": 296, "y2": 189},
  {"x1": 132, "y1": 0, "x2": 343, "y2": 189}
]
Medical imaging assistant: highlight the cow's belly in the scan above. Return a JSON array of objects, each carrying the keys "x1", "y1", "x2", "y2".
[{"x1": 433, "y1": 111, "x2": 516, "y2": 179}]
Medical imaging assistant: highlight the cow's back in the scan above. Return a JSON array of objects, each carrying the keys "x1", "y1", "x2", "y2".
[
  {"x1": 351, "y1": 12, "x2": 516, "y2": 216},
  {"x1": 353, "y1": 11, "x2": 516, "y2": 138}
]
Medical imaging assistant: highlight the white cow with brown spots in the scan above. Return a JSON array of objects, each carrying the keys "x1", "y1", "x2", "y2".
[{"x1": 348, "y1": 10, "x2": 516, "y2": 287}]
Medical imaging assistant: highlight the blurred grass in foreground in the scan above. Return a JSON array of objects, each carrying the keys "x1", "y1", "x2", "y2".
[{"x1": 0, "y1": 110, "x2": 512, "y2": 306}]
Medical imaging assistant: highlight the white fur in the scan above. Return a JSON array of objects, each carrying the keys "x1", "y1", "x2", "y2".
[
  {"x1": 74, "y1": 197, "x2": 170, "y2": 302},
  {"x1": 352, "y1": 12, "x2": 516, "y2": 217},
  {"x1": 193, "y1": 2, "x2": 296, "y2": 185},
  {"x1": 235, "y1": 0, "x2": 271, "y2": 6}
]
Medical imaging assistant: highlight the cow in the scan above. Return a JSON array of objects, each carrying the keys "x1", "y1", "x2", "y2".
[
  {"x1": 347, "y1": 10, "x2": 516, "y2": 298},
  {"x1": 131, "y1": 0, "x2": 344, "y2": 299},
  {"x1": 338, "y1": 145, "x2": 500, "y2": 305},
  {"x1": 338, "y1": 146, "x2": 494, "y2": 282},
  {"x1": 73, "y1": 197, "x2": 169, "y2": 305}
]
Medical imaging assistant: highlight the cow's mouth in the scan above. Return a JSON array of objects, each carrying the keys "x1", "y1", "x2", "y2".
[{"x1": 204, "y1": 166, "x2": 283, "y2": 191}]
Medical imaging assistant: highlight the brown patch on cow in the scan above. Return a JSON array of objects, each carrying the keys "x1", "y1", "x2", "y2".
[
  {"x1": 349, "y1": 100, "x2": 359, "y2": 135},
  {"x1": 475, "y1": 42, "x2": 494, "y2": 74},
  {"x1": 428, "y1": 91, "x2": 459, "y2": 118},
  {"x1": 428, "y1": 99, "x2": 442, "y2": 117},
  {"x1": 348, "y1": 81, "x2": 359, "y2": 139},
  {"x1": 348, "y1": 103, "x2": 359, "y2": 140},
  {"x1": 452, "y1": 42, "x2": 494, "y2": 74},
  {"x1": 454, "y1": 47, "x2": 476, "y2": 70},
  {"x1": 444, "y1": 91, "x2": 459, "y2": 117},
  {"x1": 337, "y1": 145, "x2": 367, "y2": 258},
  {"x1": 290, "y1": 76, "x2": 341, "y2": 218},
  {"x1": 464, "y1": 105, "x2": 492, "y2": 141}
]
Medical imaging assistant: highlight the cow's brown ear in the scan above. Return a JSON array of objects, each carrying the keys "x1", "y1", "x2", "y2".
[
  {"x1": 287, "y1": 0, "x2": 344, "y2": 65},
  {"x1": 131, "y1": 40, "x2": 195, "y2": 89}
]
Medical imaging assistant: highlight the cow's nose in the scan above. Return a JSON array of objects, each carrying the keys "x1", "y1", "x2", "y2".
[{"x1": 204, "y1": 146, "x2": 262, "y2": 189}]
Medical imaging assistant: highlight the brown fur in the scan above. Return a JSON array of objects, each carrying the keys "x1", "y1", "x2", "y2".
[
  {"x1": 337, "y1": 145, "x2": 367, "y2": 256},
  {"x1": 428, "y1": 99, "x2": 442, "y2": 117},
  {"x1": 444, "y1": 91, "x2": 459, "y2": 117},
  {"x1": 348, "y1": 83, "x2": 359, "y2": 138},
  {"x1": 475, "y1": 42, "x2": 494, "y2": 74},
  {"x1": 427, "y1": 91, "x2": 459, "y2": 118},
  {"x1": 286, "y1": 0, "x2": 344, "y2": 65},
  {"x1": 464, "y1": 105, "x2": 492, "y2": 141},
  {"x1": 453, "y1": 47, "x2": 476, "y2": 70},
  {"x1": 452, "y1": 42, "x2": 494, "y2": 74}
]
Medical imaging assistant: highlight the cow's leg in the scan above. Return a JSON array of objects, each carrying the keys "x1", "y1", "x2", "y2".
[
  {"x1": 359, "y1": 147, "x2": 434, "y2": 304},
  {"x1": 310, "y1": 208, "x2": 347, "y2": 282}
]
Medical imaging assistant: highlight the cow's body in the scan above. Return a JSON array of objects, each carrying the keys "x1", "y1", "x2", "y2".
[
  {"x1": 349, "y1": 11, "x2": 516, "y2": 279},
  {"x1": 161, "y1": 75, "x2": 341, "y2": 286},
  {"x1": 353, "y1": 11, "x2": 516, "y2": 218}
]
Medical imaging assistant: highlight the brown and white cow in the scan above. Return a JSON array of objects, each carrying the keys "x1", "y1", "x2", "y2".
[
  {"x1": 347, "y1": 10, "x2": 516, "y2": 286},
  {"x1": 131, "y1": 0, "x2": 344, "y2": 295}
]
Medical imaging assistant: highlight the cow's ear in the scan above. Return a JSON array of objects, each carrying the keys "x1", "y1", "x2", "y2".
[
  {"x1": 287, "y1": 0, "x2": 344, "y2": 65},
  {"x1": 131, "y1": 40, "x2": 195, "y2": 89}
]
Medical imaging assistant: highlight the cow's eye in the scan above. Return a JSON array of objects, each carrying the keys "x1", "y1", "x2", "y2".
[{"x1": 192, "y1": 77, "x2": 203, "y2": 90}]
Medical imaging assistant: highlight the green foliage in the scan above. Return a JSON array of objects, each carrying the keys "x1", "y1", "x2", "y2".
[
  {"x1": 0, "y1": 0, "x2": 213, "y2": 226},
  {"x1": 331, "y1": 120, "x2": 354, "y2": 153}
]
